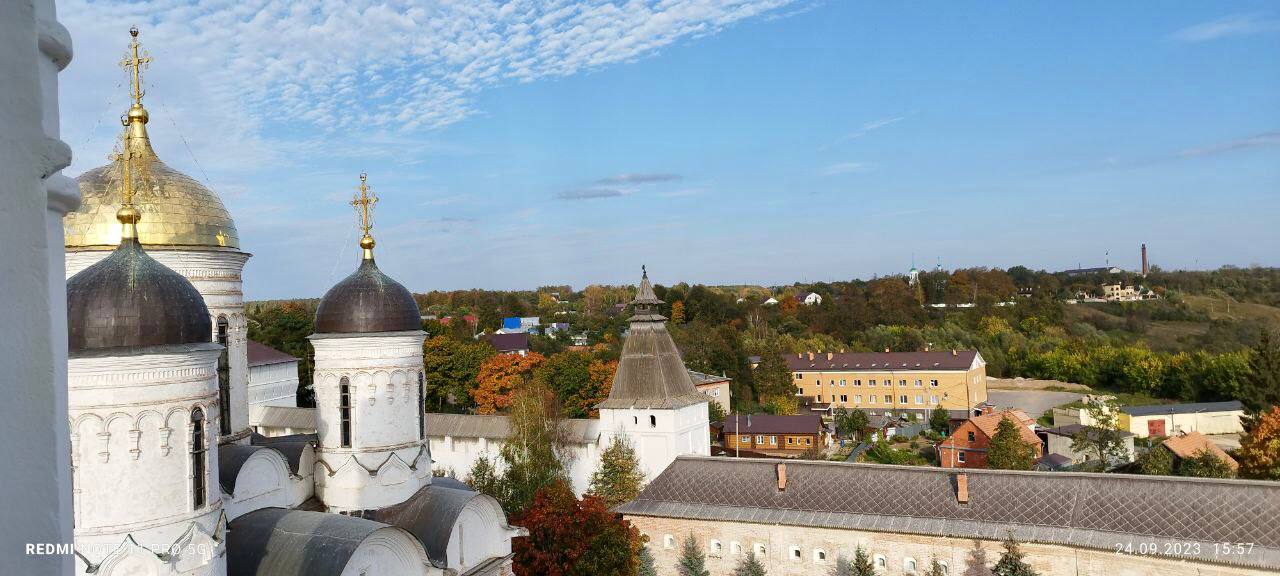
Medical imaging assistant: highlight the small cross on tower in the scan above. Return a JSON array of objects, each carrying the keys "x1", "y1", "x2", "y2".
[{"x1": 351, "y1": 172, "x2": 378, "y2": 236}]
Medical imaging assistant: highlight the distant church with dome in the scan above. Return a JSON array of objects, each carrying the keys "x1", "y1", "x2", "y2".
[{"x1": 60, "y1": 28, "x2": 710, "y2": 576}]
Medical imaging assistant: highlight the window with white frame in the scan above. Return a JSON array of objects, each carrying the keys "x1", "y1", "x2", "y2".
[
  {"x1": 937, "y1": 561, "x2": 949, "y2": 574},
  {"x1": 664, "y1": 534, "x2": 674, "y2": 549},
  {"x1": 855, "y1": 395, "x2": 862, "y2": 404},
  {"x1": 710, "y1": 540, "x2": 722, "y2": 556},
  {"x1": 854, "y1": 379, "x2": 862, "y2": 386},
  {"x1": 931, "y1": 379, "x2": 939, "y2": 387},
  {"x1": 899, "y1": 394, "x2": 908, "y2": 404},
  {"x1": 731, "y1": 542, "x2": 743, "y2": 555},
  {"x1": 754, "y1": 543, "x2": 767, "y2": 557},
  {"x1": 869, "y1": 379, "x2": 876, "y2": 387},
  {"x1": 915, "y1": 395, "x2": 923, "y2": 404},
  {"x1": 905, "y1": 557, "x2": 918, "y2": 573},
  {"x1": 756, "y1": 435, "x2": 765, "y2": 444},
  {"x1": 874, "y1": 554, "x2": 887, "y2": 569},
  {"x1": 814, "y1": 549, "x2": 827, "y2": 563},
  {"x1": 789, "y1": 546, "x2": 801, "y2": 561},
  {"x1": 899, "y1": 379, "x2": 907, "y2": 387},
  {"x1": 930, "y1": 395, "x2": 939, "y2": 404},
  {"x1": 840, "y1": 379, "x2": 846, "y2": 386},
  {"x1": 915, "y1": 379, "x2": 923, "y2": 387},
  {"x1": 770, "y1": 436, "x2": 777, "y2": 445},
  {"x1": 958, "y1": 451, "x2": 967, "y2": 463}
]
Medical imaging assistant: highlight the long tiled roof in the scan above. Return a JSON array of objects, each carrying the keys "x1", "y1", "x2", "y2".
[
  {"x1": 723, "y1": 413, "x2": 823, "y2": 435},
  {"x1": 616, "y1": 456, "x2": 1280, "y2": 570},
  {"x1": 787, "y1": 350, "x2": 979, "y2": 372}
]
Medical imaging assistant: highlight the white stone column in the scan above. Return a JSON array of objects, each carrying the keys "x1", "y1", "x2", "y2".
[{"x1": 0, "y1": 1, "x2": 75, "y2": 573}]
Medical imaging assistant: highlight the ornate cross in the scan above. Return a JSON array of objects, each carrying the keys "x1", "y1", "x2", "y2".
[
  {"x1": 351, "y1": 172, "x2": 378, "y2": 236},
  {"x1": 119, "y1": 26, "x2": 152, "y2": 107}
]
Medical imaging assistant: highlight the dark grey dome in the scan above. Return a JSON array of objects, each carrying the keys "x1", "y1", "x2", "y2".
[
  {"x1": 67, "y1": 237, "x2": 211, "y2": 353},
  {"x1": 314, "y1": 258, "x2": 421, "y2": 334}
]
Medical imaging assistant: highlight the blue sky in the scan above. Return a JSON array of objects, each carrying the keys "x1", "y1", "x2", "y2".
[{"x1": 58, "y1": 1, "x2": 1280, "y2": 300}]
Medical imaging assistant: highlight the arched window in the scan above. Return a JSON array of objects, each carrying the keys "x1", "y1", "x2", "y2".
[
  {"x1": 649, "y1": 415, "x2": 657, "y2": 428},
  {"x1": 709, "y1": 540, "x2": 722, "y2": 556},
  {"x1": 730, "y1": 542, "x2": 743, "y2": 555},
  {"x1": 339, "y1": 377, "x2": 352, "y2": 448},
  {"x1": 814, "y1": 549, "x2": 827, "y2": 562},
  {"x1": 216, "y1": 317, "x2": 231, "y2": 435},
  {"x1": 191, "y1": 408, "x2": 206, "y2": 509},
  {"x1": 905, "y1": 557, "x2": 918, "y2": 573},
  {"x1": 417, "y1": 372, "x2": 425, "y2": 440},
  {"x1": 874, "y1": 554, "x2": 887, "y2": 569}
]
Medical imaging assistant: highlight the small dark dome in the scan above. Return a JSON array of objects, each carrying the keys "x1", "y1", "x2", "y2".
[
  {"x1": 314, "y1": 258, "x2": 421, "y2": 334},
  {"x1": 67, "y1": 238, "x2": 211, "y2": 353}
]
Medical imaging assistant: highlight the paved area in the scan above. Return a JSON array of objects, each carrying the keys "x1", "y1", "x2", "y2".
[{"x1": 988, "y1": 390, "x2": 1084, "y2": 418}]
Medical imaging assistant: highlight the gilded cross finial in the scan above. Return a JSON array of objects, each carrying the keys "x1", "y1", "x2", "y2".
[
  {"x1": 120, "y1": 26, "x2": 152, "y2": 110},
  {"x1": 351, "y1": 172, "x2": 378, "y2": 259}
]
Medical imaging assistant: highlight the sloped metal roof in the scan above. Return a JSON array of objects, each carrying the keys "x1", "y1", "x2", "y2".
[
  {"x1": 227, "y1": 508, "x2": 391, "y2": 576},
  {"x1": 787, "y1": 350, "x2": 979, "y2": 372},
  {"x1": 353, "y1": 483, "x2": 480, "y2": 568},
  {"x1": 617, "y1": 456, "x2": 1280, "y2": 571}
]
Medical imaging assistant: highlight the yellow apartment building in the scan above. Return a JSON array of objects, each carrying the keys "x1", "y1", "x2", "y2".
[{"x1": 787, "y1": 350, "x2": 987, "y2": 419}]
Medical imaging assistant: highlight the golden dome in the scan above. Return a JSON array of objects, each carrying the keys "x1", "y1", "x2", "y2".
[
  {"x1": 66, "y1": 138, "x2": 240, "y2": 250},
  {"x1": 65, "y1": 27, "x2": 239, "y2": 251}
]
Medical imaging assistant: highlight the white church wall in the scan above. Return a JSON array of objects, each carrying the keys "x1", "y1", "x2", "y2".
[
  {"x1": 0, "y1": 1, "x2": 76, "y2": 573},
  {"x1": 68, "y1": 348, "x2": 226, "y2": 574},
  {"x1": 248, "y1": 361, "x2": 299, "y2": 407},
  {"x1": 311, "y1": 331, "x2": 431, "y2": 512}
]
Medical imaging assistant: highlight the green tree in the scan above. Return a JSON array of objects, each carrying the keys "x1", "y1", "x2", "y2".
[
  {"x1": 987, "y1": 416, "x2": 1036, "y2": 470},
  {"x1": 1069, "y1": 398, "x2": 1128, "y2": 469},
  {"x1": 1178, "y1": 447, "x2": 1235, "y2": 479},
  {"x1": 638, "y1": 546, "x2": 657, "y2": 576},
  {"x1": 991, "y1": 532, "x2": 1038, "y2": 576},
  {"x1": 1136, "y1": 445, "x2": 1174, "y2": 476},
  {"x1": 925, "y1": 559, "x2": 948, "y2": 576},
  {"x1": 834, "y1": 408, "x2": 869, "y2": 440},
  {"x1": 500, "y1": 383, "x2": 572, "y2": 515},
  {"x1": 753, "y1": 346, "x2": 794, "y2": 402},
  {"x1": 587, "y1": 436, "x2": 646, "y2": 508},
  {"x1": 734, "y1": 551, "x2": 767, "y2": 576},
  {"x1": 421, "y1": 335, "x2": 493, "y2": 412},
  {"x1": 707, "y1": 400, "x2": 727, "y2": 423},
  {"x1": 1243, "y1": 329, "x2": 1280, "y2": 411},
  {"x1": 464, "y1": 455, "x2": 506, "y2": 503},
  {"x1": 677, "y1": 535, "x2": 710, "y2": 576},
  {"x1": 929, "y1": 405, "x2": 950, "y2": 435},
  {"x1": 851, "y1": 546, "x2": 876, "y2": 576}
]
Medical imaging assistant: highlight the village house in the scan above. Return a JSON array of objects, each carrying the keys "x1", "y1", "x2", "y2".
[
  {"x1": 688, "y1": 370, "x2": 732, "y2": 415},
  {"x1": 788, "y1": 350, "x2": 988, "y2": 421},
  {"x1": 1038, "y1": 424, "x2": 1136, "y2": 469},
  {"x1": 937, "y1": 408, "x2": 1041, "y2": 469},
  {"x1": 482, "y1": 332, "x2": 530, "y2": 356},
  {"x1": 1158, "y1": 431, "x2": 1239, "y2": 472},
  {"x1": 722, "y1": 414, "x2": 826, "y2": 455}
]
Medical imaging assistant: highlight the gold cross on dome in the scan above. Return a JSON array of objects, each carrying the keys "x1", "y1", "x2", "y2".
[
  {"x1": 119, "y1": 26, "x2": 152, "y2": 107},
  {"x1": 351, "y1": 172, "x2": 378, "y2": 236}
]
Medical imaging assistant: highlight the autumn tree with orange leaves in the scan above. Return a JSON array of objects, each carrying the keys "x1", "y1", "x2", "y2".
[
  {"x1": 1238, "y1": 406, "x2": 1280, "y2": 480},
  {"x1": 471, "y1": 352, "x2": 545, "y2": 414}
]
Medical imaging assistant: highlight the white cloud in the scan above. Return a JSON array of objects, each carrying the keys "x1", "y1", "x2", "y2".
[
  {"x1": 1171, "y1": 14, "x2": 1280, "y2": 43},
  {"x1": 1178, "y1": 131, "x2": 1280, "y2": 158},
  {"x1": 821, "y1": 161, "x2": 870, "y2": 176},
  {"x1": 59, "y1": 0, "x2": 797, "y2": 175}
]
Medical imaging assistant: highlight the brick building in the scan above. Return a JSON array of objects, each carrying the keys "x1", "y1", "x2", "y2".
[
  {"x1": 787, "y1": 350, "x2": 987, "y2": 420},
  {"x1": 937, "y1": 408, "x2": 1041, "y2": 469},
  {"x1": 722, "y1": 414, "x2": 825, "y2": 454},
  {"x1": 617, "y1": 456, "x2": 1280, "y2": 576}
]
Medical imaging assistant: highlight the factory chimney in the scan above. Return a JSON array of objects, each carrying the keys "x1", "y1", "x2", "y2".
[{"x1": 1141, "y1": 243, "x2": 1149, "y2": 277}]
